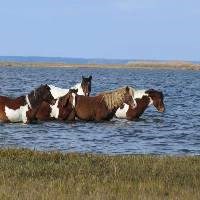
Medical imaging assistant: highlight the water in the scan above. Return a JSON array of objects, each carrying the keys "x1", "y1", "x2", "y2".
[{"x1": 0, "y1": 66, "x2": 200, "y2": 155}]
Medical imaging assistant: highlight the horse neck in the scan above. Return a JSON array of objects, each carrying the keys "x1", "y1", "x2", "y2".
[
  {"x1": 27, "y1": 91, "x2": 43, "y2": 109},
  {"x1": 71, "y1": 83, "x2": 84, "y2": 95},
  {"x1": 133, "y1": 96, "x2": 150, "y2": 117},
  {"x1": 103, "y1": 93, "x2": 125, "y2": 111},
  {"x1": 58, "y1": 100, "x2": 74, "y2": 120}
]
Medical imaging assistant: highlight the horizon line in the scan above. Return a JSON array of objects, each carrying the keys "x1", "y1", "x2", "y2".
[{"x1": 0, "y1": 55, "x2": 199, "y2": 63}]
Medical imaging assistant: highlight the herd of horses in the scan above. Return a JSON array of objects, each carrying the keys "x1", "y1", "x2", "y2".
[{"x1": 0, "y1": 75, "x2": 165, "y2": 123}]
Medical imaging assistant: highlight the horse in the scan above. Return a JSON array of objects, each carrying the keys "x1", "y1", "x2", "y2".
[
  {"x1": 74, "y1": 86, "x2": 136, "y2": 121},
  {"x1": 34, "y1": 75, "x2": 92, "y2": 121},
  {"x1": 0, "y1": 84, "x2": 55, "y2": 123},
  {"x1": 48, "y1": 75, "x2": 92, "y2": 99},
  {"x1": 115, "y1": 88, "x2": 165, "y2": 120},
  {"x1": 35, "y1": 89, "x2": 77, "y2": 121}
]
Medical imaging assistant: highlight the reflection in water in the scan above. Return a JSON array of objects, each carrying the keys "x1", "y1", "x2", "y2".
[{"x1": 0, "y1": 67, "x2": 200, "y2": 155}]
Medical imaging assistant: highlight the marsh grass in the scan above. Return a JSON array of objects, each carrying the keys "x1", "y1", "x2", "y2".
[{"x1": 0, "y1": 148, "x2": 199, "y2": 199}]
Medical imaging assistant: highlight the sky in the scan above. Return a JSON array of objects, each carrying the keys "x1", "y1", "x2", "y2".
[{"x1": 0, "y1": 0, "x2": 200, "y2": 61}]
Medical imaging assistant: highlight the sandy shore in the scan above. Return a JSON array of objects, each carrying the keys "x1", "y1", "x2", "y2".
[{"x1": 0, "y1": 61, "x2": 200, "y2": 70}]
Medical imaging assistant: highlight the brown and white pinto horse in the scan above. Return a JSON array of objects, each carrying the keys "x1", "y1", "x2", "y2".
[
  {"x1": 0, "y1": 84, "x2": 55, "y2": 123},
  {"x1": 74, "y1": 86, "x2": 135, "y2": 121},
  {"x1": 48, "y1": 75, "x2": 92, "y2": 99},
  {"x1": 35, "y1": 89, "x2": 77, "y2": 121},
  {"x1": 115, "y1": 88, "x2": 165, "y2": 120}
]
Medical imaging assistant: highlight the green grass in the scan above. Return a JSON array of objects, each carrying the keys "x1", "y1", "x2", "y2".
[{"x1": 0, "y1": 148, "x2": 199, "y2": 199}]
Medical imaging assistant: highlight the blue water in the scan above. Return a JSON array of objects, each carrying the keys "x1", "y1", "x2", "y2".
[{"x1": 0, "y1": 66, "x2": 200, "y2": 155}]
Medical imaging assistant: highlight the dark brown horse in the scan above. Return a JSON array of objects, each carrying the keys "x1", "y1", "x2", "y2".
[
  {"x1": 115, "y1": 88, "x2": 165, "y2": 120},
  {"x1": 0, "y1": 84, "x2": 55, "y2": 123},
  {"x1": 74, "y1": 86, "x2": 135, "y2": 121},
  {"x1": 35, "y1": 89, "x2": 77, "y2": 121}
]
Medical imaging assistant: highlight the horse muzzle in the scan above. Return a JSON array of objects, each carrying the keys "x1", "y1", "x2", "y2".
[
  {"x1": 158, "y1": 106, "x2": 165, "y2": 112},
  {"x1": 130, "y1": 102, "x2": 137, "y2": 109}
]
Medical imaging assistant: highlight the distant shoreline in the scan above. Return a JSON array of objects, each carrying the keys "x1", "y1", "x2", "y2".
[{"x1": 0, "y1": 61, "x2": 200, "y2": 70}]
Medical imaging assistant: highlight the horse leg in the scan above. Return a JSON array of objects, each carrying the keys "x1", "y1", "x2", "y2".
[
  {"x1": 35, "y1": 102, "x2": 51, "y2": 121},
  {"x1": 105, "y1": 114, "x2": 115, "y2": 121},
  {"x1": 0, "y1": 107, "x2": 11, "y2": 123},
  {"x1": 67, "y1": 110, "x2": 76, "y2": 121}
]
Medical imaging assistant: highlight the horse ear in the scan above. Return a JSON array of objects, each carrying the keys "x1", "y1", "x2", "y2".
[
  {"x1": 126, "y1": 86, "x2": 130, "y2": 92},
  {"x1": 82, "y1": 75, "x2": 85, "y2": 80},
  {"x1": 89, "y1": 75, "x2": 92, "y2": 80},
  {"x1": 44, "y1": 84, "x2": 49, "y2": 88}
]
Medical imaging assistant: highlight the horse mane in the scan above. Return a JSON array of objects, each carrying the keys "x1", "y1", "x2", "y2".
[
  {"x1": 99, "y1": 87, "x2": 134, "y2": 110},
  {"x1": 28, "y1": 84, "x2": 50, "y2": 108}
]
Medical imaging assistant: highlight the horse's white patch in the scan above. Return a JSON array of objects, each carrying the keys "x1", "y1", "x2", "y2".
[
  {"x1": 71, "y1": 83, "x2": 84, "y2": 95},
  {"x1": 25, "y1": 95, "x2": 32, "y2": 108},
  {"x1": 115, "y1": 104, "x2": 129, "y2": 118},
  {"x1": 50, "y1": 99, "x2": 59, "y2": 119},
  {"x1": 72, "y1": 93, "x2": 76, "y2": 107},
  {"x1": 134, "y1": 90, "x2": 147, "y2": 99},
  {"x1": 5, "y1": 105, "x2": 29, "y2": 123},
  {"x1": 134, "y1": 89, "x2": 153, "y2": 106},
  {"x1": 148, "y1": 97, "x2": 153, "y2": 106},
  {"x1": 49, "y1": 85, "x2": 69, "y2": 99},
  {"x1": 49, "y1": 82, "x2": 84, "y2": 99},
  {"x1": 132, "y1": 98, "x2": 137, "y2": 108}
]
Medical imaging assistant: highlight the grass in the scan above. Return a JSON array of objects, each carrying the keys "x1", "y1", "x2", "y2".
[{"x1": 0, "y1": 148, "x2": 199, "y2": 199}]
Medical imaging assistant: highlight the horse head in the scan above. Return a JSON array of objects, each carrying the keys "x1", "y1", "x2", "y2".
[
  {"x1": 59, "y1": 89, "x2": 78, "y2": 108},
  {"x1": 123, "y1": 86, "x2": 137, "y2": 109},
  {"x1": 28, "y1": 84, "x2": 55, "y2": 108},
  {"x1": 81, "y1": 75, "x2": 92, "y2": 96},
  {"x1": 145, "y1": 89, "x2": 165, "y2": 112}
]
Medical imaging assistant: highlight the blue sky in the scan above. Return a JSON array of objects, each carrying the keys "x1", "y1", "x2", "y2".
[{"x1": 0, "y1": 0, "x2": 200, "y2": 61}]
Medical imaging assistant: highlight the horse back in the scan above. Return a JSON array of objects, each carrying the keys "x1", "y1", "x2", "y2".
[
  {"x1": 0, "y1": 95, "x2": 26, "y2": 109},
  {"x1": 75, "y1": 95, "x2": 109, "y2": 121}
]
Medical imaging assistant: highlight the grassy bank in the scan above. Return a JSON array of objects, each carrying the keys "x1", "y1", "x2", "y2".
[
  {"x1": 0, "y1": 61, "x2": 200, "y2": 70},
  {"x1": 0, "y1": 149, "x2": 199, "y2": 199}
]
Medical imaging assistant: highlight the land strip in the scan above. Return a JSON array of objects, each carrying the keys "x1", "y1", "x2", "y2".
[{"x1": 0, "y1": 61, "x2": 200, "y2": 70}]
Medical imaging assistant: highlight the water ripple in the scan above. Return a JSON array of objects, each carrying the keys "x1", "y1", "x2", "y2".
[{"x1": 0, "y1": 67, "x2": 200, "y2": 155}]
